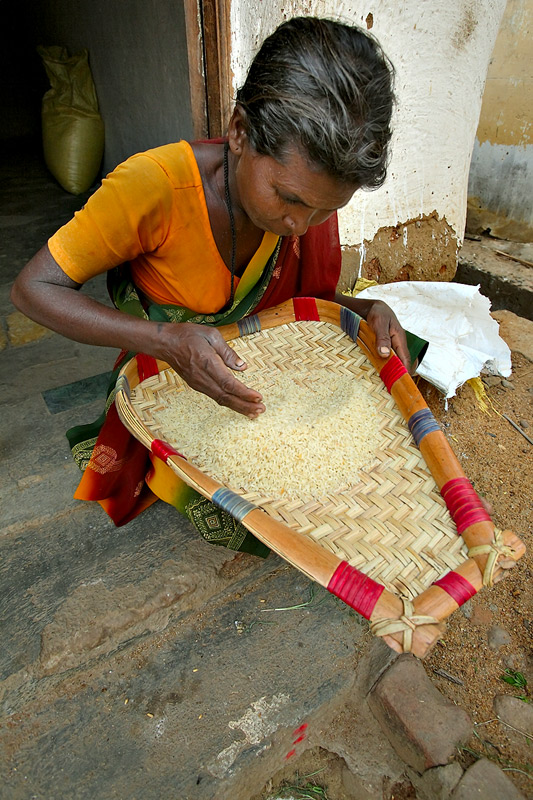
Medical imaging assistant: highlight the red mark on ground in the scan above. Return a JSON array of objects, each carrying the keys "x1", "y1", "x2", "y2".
[
  {"x1": 284, "y1": 722, "x2": 309, "y2": 759},
  {"x1": 292, "y1": 723, "x2": 308, "y2": 736}
]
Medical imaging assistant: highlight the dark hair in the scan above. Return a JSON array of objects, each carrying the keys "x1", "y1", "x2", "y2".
[{"x1": 236, "y1": 17, "x2": 395, "y2": 189}]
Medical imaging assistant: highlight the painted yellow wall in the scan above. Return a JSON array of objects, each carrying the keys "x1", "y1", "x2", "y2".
[
  {"x1": 468, "y1": 0, "x2": 533, "y2": 240},
  {"x1": 477, "y1": 0, "x2": 532, "y2": 147}
]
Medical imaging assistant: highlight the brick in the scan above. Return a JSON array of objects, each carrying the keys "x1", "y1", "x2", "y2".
[
  {"x1": 361, "y1": 637, "x2": 400, "y2": 694},
  {"x1": 409, "y1": 763, "x2": 464, "y2": 800},
  {"x1": 450, "y1": 758, "x2": 525, "y2": 800},
  {"x1": 368, "y1": 654, "x2": 473, "y2": 772},
  {"x1": 320, "y1": 644, "x2": 407, "y2": 796},
  {"x1": 469, "y1": 605, "x2": 492, "y2": 627},
  {"x1": 487, "y1": 625, "x2": 512, "y2": 650},
  {"x1": 7, "y1": 310, "x2": 53, "y2": 346},
  {"x1": 493, "y1": 695, "x2": 533, "y2": 738},
  {"x1": 341, "y1": 766, "x2": 376, "y2": 800}
]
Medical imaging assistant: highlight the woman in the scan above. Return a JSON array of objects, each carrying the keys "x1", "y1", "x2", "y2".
[{"x1": 11, "y1": 18, "x2": 414, "y2": 556}]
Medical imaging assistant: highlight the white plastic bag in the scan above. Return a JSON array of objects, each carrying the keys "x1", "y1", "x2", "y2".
[{"x1": 357, "y1": 282, "x2": 512, "y2": 398}]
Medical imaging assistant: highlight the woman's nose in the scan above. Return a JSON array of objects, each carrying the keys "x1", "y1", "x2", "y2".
[{"x1": 283, "y1": 209, "x2": 313, "y2": 236}]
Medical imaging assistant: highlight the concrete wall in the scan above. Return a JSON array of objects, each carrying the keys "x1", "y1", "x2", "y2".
[
  {"x1": 467, "y1": 0, "x2": 533, "y2": 242},
  {"x1": 230, "y1": 0, "x2": 507, "y2": 286},
  {"x1": 32, "y1": 0, "x2": 194, "y2": 173}
]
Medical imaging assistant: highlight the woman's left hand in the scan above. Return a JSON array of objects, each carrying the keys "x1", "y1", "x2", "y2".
[
  {"x1": 334, "y1": 293, "x2": 411, "y2": 371},
  {"x1": 365, "y1": 299, "x2": 411, "y2": 371}
]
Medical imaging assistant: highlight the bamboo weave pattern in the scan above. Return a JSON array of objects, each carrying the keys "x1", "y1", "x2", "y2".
[{"x1": 130, "y1": 321, "x2": 468, "y2": 599}]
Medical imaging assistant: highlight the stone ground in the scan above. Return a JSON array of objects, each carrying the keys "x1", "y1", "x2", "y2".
[
  {"x1": 0, "y1": 139, "x2": 408, "y2": 799},
  {"x1": 1, "y1": 138, "x2": 530, "y2": 800}
]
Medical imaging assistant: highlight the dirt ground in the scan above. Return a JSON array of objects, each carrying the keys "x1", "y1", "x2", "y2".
[
  {"x1": 255, "y1": 746, "x2": 420, "y2": 800},
  {"x1": 255, "y1": 746, "x2": 419, "y2": 800},
  {"x1": 423, "y1": 352, "x2": 533, "y2": 797},
  {"x1": 257, "y1": 347, "x2": 532, "y2": 800}
]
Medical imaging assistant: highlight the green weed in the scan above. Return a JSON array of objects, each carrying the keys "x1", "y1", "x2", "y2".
[
  {"x1": 500, "y1": 669, "x2": 530, "y2": 702},
  {"x1": 267, "y1": 769, "x2": 328, "y2": 800}
]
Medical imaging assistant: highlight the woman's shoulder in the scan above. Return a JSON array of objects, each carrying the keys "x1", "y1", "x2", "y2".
[{"x1": 122, "y1": 141, "x2": 203, "y2": 189}]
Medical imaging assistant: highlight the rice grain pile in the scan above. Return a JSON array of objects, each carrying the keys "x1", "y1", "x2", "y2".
[
  {"x1": 126, "y1": 321, "x2": 471, "y2": 601},
  {"x1": 149, "y1": 328, "x2": 383, "y2": 501}
]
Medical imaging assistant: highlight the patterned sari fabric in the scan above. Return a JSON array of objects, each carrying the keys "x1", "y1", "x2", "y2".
[{"x1": 67, "y1": 216, "x2": 342, "y2": 558}]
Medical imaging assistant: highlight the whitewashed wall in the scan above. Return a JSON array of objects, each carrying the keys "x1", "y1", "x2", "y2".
[{"x1": 230, "y1": 0, "x2": 506, "y2": 252}]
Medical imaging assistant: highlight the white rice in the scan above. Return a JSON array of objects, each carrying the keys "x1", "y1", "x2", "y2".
[{"x1": 150, "y1": 354, "x2": 382, "y2": 501}]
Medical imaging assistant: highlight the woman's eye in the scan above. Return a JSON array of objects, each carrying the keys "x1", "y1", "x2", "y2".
[
  {"x1": 275, "y1": 188, "x2": 299, "y2": 205},
  {"x1": 280, "y1": 194, "x2": 299, "y2": 205}
]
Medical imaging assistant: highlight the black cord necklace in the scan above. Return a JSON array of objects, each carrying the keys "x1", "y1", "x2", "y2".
[{"x1": 223, "y1": 141, "x2": 237, "y2": 307}]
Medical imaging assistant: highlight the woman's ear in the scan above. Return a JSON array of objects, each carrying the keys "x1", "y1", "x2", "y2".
[{"x1": 227, "y1": 106, "x2": 248, "y2": 155}]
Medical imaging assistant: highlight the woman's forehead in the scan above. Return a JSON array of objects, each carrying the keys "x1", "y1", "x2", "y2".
[{"x1": 266, "y1": 148, "x2": 357, "y2": 209}]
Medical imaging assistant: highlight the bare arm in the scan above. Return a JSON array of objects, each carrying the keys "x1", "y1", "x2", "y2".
[{"x1": 11, "y1": 245, "x2": 265, "y2": 417}]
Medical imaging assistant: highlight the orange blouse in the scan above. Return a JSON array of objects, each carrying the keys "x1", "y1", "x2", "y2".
[{"x1": 48, "y1": 141, "x2": 279, "y2": 311}]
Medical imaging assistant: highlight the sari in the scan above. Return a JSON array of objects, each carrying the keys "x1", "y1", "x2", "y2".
[{"x1": 66, "y1": 215, "x2": 343, "y2": 558}]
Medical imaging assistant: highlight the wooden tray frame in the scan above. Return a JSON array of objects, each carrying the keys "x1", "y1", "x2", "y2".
[{"x1": 115, "y1": 298, "x2": 525, "y2": 657}]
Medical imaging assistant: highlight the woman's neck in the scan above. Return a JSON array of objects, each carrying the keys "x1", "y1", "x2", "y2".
[{"x1": 191, "y1": 141, "x2": 264, "y2": 275}]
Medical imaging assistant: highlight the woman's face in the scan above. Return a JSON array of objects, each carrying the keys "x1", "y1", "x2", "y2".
[{"x1": 230, "y1": 120, "x2": 357, "y2": 237}]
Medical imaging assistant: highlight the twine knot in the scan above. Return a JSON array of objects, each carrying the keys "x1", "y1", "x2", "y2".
[
  {"x1": 468, "y1": 528, "x2": 515, "y2": 587},
  {"x1": 370, "y1": 597, "x2": 439, "y2": 653}
]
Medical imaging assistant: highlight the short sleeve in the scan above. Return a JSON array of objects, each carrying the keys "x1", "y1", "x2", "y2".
[{"x1": 48, "y1": 153, "x2": 174, "y2": 284}]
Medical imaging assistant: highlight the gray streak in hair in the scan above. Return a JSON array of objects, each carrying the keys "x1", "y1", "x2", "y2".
[{"x1": 236, "y1": 17, "x2": 395, "y2": 189}]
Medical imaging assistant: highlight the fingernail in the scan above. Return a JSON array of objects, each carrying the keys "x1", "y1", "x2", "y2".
[
  {"x1": 236, "y1": 359, "x2": 245, "y2": 367},
  {"x1": 379, "y1": 346, "x2": 390, "y2": 355}
]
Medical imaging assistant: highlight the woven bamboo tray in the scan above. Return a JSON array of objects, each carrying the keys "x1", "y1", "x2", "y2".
[{"x1": 115, "y1": 298, "x2": 525, "y2": 657}]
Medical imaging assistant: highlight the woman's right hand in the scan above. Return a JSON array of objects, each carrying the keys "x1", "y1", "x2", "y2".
[
  {"x1": 157, "y1": 322, "x2": 265, "y2": 418},
  {"x1": 11, "y1": 245, "x2": 264, "y2": 418}
]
